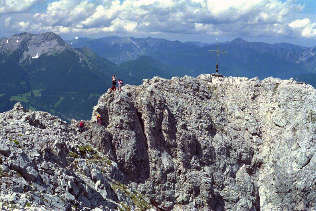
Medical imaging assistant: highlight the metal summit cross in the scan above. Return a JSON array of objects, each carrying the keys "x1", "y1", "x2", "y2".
[{"x1": 208, "y1": 39, "x2": 226, "y2": 75}]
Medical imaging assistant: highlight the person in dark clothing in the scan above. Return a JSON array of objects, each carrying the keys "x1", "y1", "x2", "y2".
[{"x1": 111, "y1": 75, "x2": 117, "y2": 91}]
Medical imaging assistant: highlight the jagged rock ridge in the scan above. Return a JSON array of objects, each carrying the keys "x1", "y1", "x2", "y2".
[{"x1": 0, "y1": 74, "x2": 316, "y2": 210}]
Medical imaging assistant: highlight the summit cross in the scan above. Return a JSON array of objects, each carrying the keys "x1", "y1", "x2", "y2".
[{"x1": 208, "y1": 42, "x2": 227, "y2": 74}]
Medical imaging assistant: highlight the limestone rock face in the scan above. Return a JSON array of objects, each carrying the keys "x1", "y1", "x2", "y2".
[
  {"x1": 1, "y1": 74, "x2": 316, "y2": 210},
  {"x1": 0, "y1": 103, "x2": 121, "y2": 210},
  {"x1": 92, "y1": 75, "x2": 316, "y2": 210}
]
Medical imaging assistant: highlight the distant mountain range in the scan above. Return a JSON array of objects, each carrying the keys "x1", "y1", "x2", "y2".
[
  {"x1": 71, "y1": 36, "x2": 316, "y2": 79},
  {"x1": 0, "y1": 32, "x2": 173, "y2": 120},
  {"x1": 0, "y1": 32, "x2": 117, "y2": 120},
  {"x1": 1, "y1": 32, "x2": 316, "y2": 120}
]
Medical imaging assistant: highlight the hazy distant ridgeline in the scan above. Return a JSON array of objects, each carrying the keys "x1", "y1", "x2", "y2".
[
  {"x1": 0, "y1": 32, "x2": 116, "y2": 120},
  {"x1": 1, "y1": 32, "x2": 316, "y2": 120},
  {"x1": 0, "y1": 32, "x2": 175, "y2": 120},
  {"x1": 70, "y1": 36, "x2": 316, "y2": 79}
]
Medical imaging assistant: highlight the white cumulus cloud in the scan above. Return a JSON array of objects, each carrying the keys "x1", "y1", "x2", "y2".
[
  {"x1": 289, "y1": 18, "x2": 311, "y2": 28},
  {"x1": 34, "y1": 0, "x2": 96, "y2": 27},
  {"x1": 289, "y1": 18, "x2": 316, "y2": 38},
  {"x1": 0, "y1": 0, "x2": 40, "y2": 14},
  {"x1": 18, "y1": 21, "x2": 30, "y2": 30},
  {"x1": 1, "y1": 0, "x2": 316, "y2": 42}
]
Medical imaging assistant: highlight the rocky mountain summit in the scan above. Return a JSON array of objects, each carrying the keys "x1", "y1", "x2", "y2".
[
  {"x1": 0, "y1": 32, "x2": 119, "y2": 120},
  {"x1": 0, "y1": 32, "x2": 69, "y2": 63},
  {"x1": 1, "y1": 74, "x2": 316, "y2": 210}
]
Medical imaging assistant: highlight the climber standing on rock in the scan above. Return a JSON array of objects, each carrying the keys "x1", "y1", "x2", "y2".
[
  {"x1": 97, "y1": 113, "x2": 102, "y2": 125},
  {"x1": 111, "y1": 75, "x2": 117, "y2": 91},
  {"x1": 78, "y1": 121, "x2": 84, "y2": 132},
  {"x1": 118, "y1": 79, "x2": 123, "y2": 91}
]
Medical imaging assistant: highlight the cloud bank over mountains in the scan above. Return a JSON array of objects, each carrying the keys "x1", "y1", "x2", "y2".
[{"x1": 1, "y1": 0, "x2": 316, "y2": 44}]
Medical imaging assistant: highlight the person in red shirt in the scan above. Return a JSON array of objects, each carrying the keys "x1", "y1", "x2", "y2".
[
  {"x1": 78, "y1": 121, "x2": 84, "y2": 132},
  {"x1": 111, "y1": 75, "x2": 117, "y2": 91}
]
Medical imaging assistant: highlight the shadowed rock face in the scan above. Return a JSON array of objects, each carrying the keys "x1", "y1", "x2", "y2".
[{"x1": 1, "y1": 75, "x2": 316, "y2": 210}]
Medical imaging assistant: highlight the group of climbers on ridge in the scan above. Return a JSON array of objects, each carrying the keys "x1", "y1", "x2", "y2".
[
  {"x1": 111, "y1": 75, "x2": 123, "y2": 92},
  {"x1": 92, "y1": 75, "x2": 122, "y2": 127},
  {"x1": 78, "y1": 75, "x2": 123, "y2": 132},
  {"x1": 77, "y1": 112, "x2": 102, "y2": 132}
]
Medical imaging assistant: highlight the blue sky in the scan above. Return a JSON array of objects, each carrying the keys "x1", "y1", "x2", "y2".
[
  {"x1": 0, "y1": 0, "x2": 316, "y2": 46},
  {"x1": 298, "y1": 0, "x2": 316, "y2": 13}
]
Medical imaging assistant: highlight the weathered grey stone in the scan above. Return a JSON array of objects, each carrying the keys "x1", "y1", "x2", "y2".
[
  {"x1": 63, "y1": 192, "x2": 75, "y2": 201},
  {"x1": 0, "y1": 140, "x2": 11, "y2": 156},
  {"x1": 0, "y1": 74, "x2": 316, "y2": 210},
  {"x1": 91, "y1": 75, "x2": 316, "y2": 210}
]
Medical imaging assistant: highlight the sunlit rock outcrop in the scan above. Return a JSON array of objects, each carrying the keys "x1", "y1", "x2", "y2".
[{"x1": 0, "y1": 74, "x2": 315, "y2": 210}]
